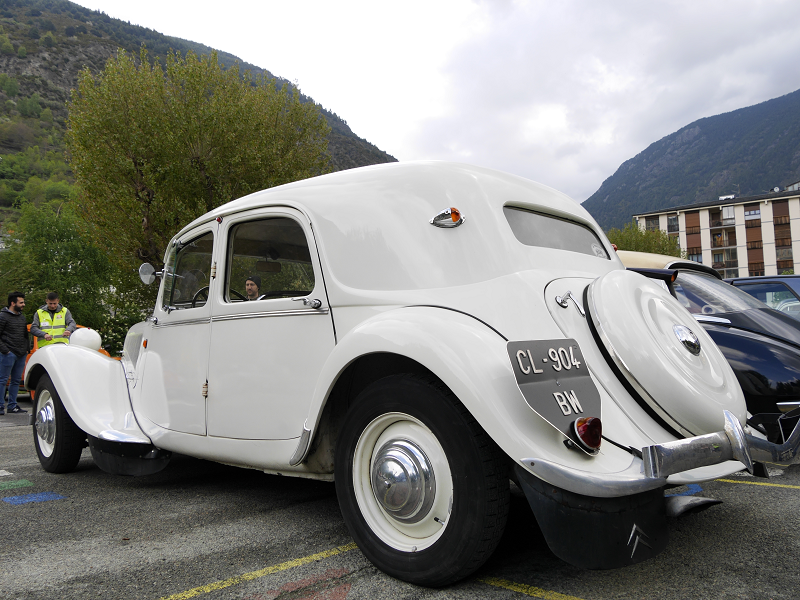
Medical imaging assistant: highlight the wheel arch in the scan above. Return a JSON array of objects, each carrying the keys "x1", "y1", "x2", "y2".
[
  {"x1": 24, "y1": 345, "x2": 150, "y2": 444},
  {"x1": 301, "y1": 306, "x2": 557, "y2": 473}
]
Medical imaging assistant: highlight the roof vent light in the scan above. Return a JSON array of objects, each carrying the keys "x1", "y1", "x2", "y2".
[{"x1": 430, "y1": 207, "x2": 465, "y2": 228}]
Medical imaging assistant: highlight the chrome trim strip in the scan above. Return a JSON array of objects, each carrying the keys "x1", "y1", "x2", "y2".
[
  {"x1": 693, "y1": 315, "x2": 732, "y2": 324},
  {"x1": 154, "y1": 317, "x2": 211, "y2": 328},
  {"x1": 289, "y1": 424, "x2": 313, "y2": 466},
  {"x1": 213, "y1": 308, "x2": 329, "y2": 323},
  {"x1": 520, "y1": 455, "x2": 665, "y2": 498},
  {"x1": 777, "y1": 401, "x2": 800, "y2": 413},
  {"x1": 587, "y1": 279, "x2": 695, "y2": 438}
]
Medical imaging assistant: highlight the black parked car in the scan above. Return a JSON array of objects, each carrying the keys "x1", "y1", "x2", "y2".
[
  {"x1": 619, "y1": 251, "x2": 800, "y2": 417},
  {"x1": 726, "y1": 275, "x2": 800, "y2": 321}
]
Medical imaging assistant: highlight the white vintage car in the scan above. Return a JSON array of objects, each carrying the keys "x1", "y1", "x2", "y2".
[{"x1": 26, "y1": 162, "x2": 800, "y2": 586}]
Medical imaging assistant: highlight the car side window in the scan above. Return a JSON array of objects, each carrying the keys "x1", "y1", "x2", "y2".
[
  {"x1": 162, "y1": 231, "x2": 214, "y2": 310},
  {"x1": 225, "y1": 217, "x2": 316, "y2": 302}
]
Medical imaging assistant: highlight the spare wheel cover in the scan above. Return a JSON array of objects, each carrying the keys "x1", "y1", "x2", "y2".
[{"x1": 587, "y1": 269, "x2": 745, "y2": 436}]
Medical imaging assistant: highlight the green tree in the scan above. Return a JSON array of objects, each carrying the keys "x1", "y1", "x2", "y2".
[
  {"x1": 67, "y1": 48, "x2": 331, "y2": 270},
  {"x1": 42, "y1": 33, "x2": 55, "y2": 48},
  {"x1": 17, "y1": 46, "x2": 26, "y2": 59},
  {"x1": 0, "y1": 201, "x2": 113, "y2": 332},
  {"x1": 606, "y1": 222, "x2": 684, "y2": 257},
  {"x1": 2, "y1": 76, "x2": 18, "y2": 97}
]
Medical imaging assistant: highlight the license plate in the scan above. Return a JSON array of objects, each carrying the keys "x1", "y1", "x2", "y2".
[{"x1": 507, "y1": 339, "x2": 601, "y2": 435}]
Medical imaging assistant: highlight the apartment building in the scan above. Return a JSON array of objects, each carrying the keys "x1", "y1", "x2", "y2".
[{"x1": 632, "y1": 183, "x2": 800, "y2": 277}]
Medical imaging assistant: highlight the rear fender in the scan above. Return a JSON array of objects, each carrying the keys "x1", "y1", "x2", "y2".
[
  {"x1": 25, "y1": 344, "x2": 150, "y2": 444},
  {"x1": 303, "y1": 306, "x2": 632, "y2": 473}
]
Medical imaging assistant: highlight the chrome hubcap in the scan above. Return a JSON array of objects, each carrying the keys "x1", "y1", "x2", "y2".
[
  {"x1": 371, "y1": 439, "x2": 435, "y2": 523},
  {"x1": 673, "y1": 324, "x2": 701, "y2": 356},
  {"x1": 36, "y1": 404, "x2": 56, "y2": 444}
]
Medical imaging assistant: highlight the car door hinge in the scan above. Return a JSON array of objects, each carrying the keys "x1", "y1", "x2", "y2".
[
  {"x1": 202, "y1": 381, "x2": 208, "y2": 398},
  {"x1": 211, "y1": 262, "x2": 217, "y2": 279}
]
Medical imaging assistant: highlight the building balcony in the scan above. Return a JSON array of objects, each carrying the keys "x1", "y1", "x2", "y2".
[
  {"x1": 685, "y1": 226, "x2": 701, "y2": 234},
  {"x1": 745, "y1": 219, "x2": 762, "y2": 228},
  {"x1": 712, "y1": 260, "x2": 738, "y2": 269},
  {"x1": 711, "y1": 238, "x2": 736, "y2": 248},
  {"x1": 667, "y1": 224, "x2": 679, "y2": 233},
  {"x1": 710, "y1": 218, "x2": 736, "y2": 228},
  {"x1": 774, "y1": 215, "x2": 791, "y2": 225}
]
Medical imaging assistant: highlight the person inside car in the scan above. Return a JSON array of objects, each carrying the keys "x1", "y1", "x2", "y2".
[{"x1": 245, "y1": 275, "x2": 263, "y2": 300}]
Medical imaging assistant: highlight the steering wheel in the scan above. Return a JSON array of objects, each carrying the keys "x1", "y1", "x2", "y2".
[
  {"x1": 191, "y1": 287, "x2": 209, "y2": 307},
  {"x1": 191, "y1": 287, "x2": 248, "y2": 307}
]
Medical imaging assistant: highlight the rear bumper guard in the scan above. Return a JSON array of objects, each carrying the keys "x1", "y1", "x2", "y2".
[{"x1": 523, "y1": 410, "x2": 800, "y2": 498}]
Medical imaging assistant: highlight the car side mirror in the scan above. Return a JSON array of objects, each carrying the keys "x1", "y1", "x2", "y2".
[{"x1": 139, "y1": 263, "x2": 162, "y2": 285}]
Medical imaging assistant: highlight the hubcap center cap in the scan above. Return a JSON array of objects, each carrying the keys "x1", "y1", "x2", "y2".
[
  {"x1": 36, "y1": 405, "x2": 55, "y2": 444},
  {"x1": 371, "y1": 439, "x2": 435, "y2": 523}
]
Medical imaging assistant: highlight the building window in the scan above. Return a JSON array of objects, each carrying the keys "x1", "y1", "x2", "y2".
[
  {"x1": 722, "y1": 205, "x2": 735, "y2": 225},
  {"x1": 748, "y1": 262, "x2": 765, "y2": 276},
  {"x1": 774, "y1": 215, "x2": 791, "y2": 225},
  {"x1": 645, "y1": 216, "x2": 660, "y2": 231},
  {"x1": 777, "y1": 247, "x2": 794, "y2": 261},
  {"x1": 688, "y1": 253, "x2": 703, "y2": 263},
  {"x1": 746, "y1": 240, "x2": 763, "y2": 249},
  {"x1": 685, "y1": 225, "x2": 700, "y2": 234},
  {"x1": 744, "y1": 208, "x2": 761, "y2": 220},
  {"x1": 667, "y1": 214, "x2": 679, "y2": 233}
]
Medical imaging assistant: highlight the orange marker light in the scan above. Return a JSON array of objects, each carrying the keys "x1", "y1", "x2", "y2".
[
  {"x1": 143, "y1": 339, "x2": 148, "y2": 348},
  {"x1": 450, "y1": 207, "x2": 461, "y2": 222}
]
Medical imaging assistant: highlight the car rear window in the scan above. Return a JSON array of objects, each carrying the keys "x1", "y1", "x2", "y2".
[{"x1": 503, "y1": 207, "x2": 610, "y2": 259}]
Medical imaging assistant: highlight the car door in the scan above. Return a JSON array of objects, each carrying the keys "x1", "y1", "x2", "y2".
[
  {"x1": 137, "y1": 225, "x2": 216, "y2": 435},
  {"x1": 206, "y1": 208, "x2": 335, "y2": 440}
]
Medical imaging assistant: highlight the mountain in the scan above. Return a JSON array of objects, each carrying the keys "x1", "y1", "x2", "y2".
[
  {"x1": 0, "y1": 0, "x2": 395, "y2": 211},
  {"x1": 583, "y1": 88, "x2": 800, "y2": 230}
]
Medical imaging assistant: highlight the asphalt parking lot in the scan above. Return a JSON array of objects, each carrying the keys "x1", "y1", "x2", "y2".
[{"x1": 3, "y1": 397, "x2": 800, "y2": 600}]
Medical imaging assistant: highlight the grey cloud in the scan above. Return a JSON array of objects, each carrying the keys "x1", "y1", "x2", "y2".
[{"x1": 406, "y1": 1, "x2": 800, "y2": 203}]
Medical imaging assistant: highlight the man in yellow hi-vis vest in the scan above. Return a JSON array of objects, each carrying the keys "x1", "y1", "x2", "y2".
[{"x1": 30, "y1": 292, "x2": 77, "y2": 347}]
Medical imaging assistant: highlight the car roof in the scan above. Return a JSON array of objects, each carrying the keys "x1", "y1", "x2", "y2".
[
  {"x1": 616, "y1": 250, "x2": 722, "y2": 279},
  {"x1": 176, "y1": 161, "x2": 599, "y2": 237}
]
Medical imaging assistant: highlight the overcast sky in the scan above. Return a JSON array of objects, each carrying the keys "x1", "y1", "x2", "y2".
[{"x1": 71, "y1": 0, "x2": 800, "y2": 203}]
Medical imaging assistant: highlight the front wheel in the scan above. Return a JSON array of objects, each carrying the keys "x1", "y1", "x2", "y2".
[
  {"x1": 334, "y1": 375, "x2": 509, "y2": 586},
  {"x1": 32, "y1": 375, "x2": 85, "y2": 473}
]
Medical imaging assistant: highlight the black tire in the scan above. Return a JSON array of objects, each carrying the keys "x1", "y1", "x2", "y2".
[
  {"x1": 32, "y1": 375, "x2": 85, "y2": 473},
  {"x1": 334, "y1": 374, "x2": 509, "y2": 586}
]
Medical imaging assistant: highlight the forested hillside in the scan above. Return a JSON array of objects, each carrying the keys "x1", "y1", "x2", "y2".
[
  {"x1": 583, "y1": 88, "x2": 800, "y2": 230},
  {"x1": 0, "y1": 0, "x2": 395, "y2": 214}
]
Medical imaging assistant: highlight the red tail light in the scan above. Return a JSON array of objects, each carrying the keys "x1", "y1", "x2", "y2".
[{"x1": 573, "y1": 417, "x2": 602, "y2": 452}]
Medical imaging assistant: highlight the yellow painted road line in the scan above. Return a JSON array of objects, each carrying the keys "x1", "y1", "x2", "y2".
[
  {"x1": 480, "y1": 577, "x2": 586, "y2": 600},
  {"x1": 159, "y1": 542, "x2": 358, "y2": 600},
  {"x1": 717, "y1": 478, "x2": 800, "y2": 490}
]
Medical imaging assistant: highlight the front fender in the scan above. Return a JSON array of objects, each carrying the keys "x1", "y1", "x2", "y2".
[
  {"x1": 304, "y1": 306, "x2": 634, "y2": 474},
  {"x1": 25, "y1": 344, "x2": 150, "y2": 444}
]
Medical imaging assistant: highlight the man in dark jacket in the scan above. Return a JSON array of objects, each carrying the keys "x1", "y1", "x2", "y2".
[{"x1": 0, "y1": 291, "x2": 29, "y2": 415}]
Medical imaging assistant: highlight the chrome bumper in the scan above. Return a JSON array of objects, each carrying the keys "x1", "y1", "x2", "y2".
[{"x1": 522, "y1": 410, "x2": 800, "y2": 498}]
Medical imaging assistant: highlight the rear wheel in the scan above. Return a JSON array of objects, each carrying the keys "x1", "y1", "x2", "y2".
[
  {"x1": 32, "y1": 375, "x2": 85, "y2": 473},
  {"x1": 334, "y1": 374, "x2": 509, "y2": 586}
]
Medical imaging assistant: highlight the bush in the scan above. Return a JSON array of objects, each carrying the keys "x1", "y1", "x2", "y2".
[
  {"x1": 17, "y1": 47, "x2": 26, "y2": 59},
  {"x1": 606, "y1": 222, "x2": 684, "y2": 256},
  {"x1": 28, "y1": 27, "x2": 40, "y2": 40},
  {"x1": 17, "y1": 94, "x2": 42, "y2": 119},
  {"x1": 2, "y1": 76, "x2": 18, "y2": 97},
  {"x1": 42, "y1": 33, "x2": 55, "y2": 48},
  {"x1": 65, "y1": 26, "x2": 76, "y2": 37}
]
